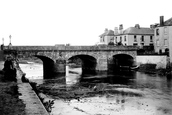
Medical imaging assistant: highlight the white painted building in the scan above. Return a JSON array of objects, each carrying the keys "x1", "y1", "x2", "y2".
[
  {"x1": 154, "y1": 16, "x2": 172, "y2": 53},
  {"x1": 114, "y1": 24, "x2": 154, "y2": 47},
  {"x1": 154, "y1": 16, "x2": 172, "y2": 63},
  {"x1": 99, "y1": 28, "x2": 115, "y2": 45},
  {"x1": 99, "y1": 24, "x2": 154, "y2": 47}
]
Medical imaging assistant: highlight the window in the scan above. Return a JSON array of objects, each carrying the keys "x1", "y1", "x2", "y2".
[
  {"x1": 165, "y1": 48, "x2": 169, "y2": 56},
  {"x1": 156, "y1": 29, "x2": 159, "y2": 36},
  {"x1": 164, "y1": 39, "x2": 168, "y2": 46},
  {"x1": 150, "y1": 36, "x2": 153, "y2": 42},
  {"x1": 120, "y1": 36, "x2": 122, "y2": 41},
  {"x1": 102, "y1": 38, "x2": 104, "y2": 42},
  {"x1": 133, "y1": 43, "x2": 137, "y2": 46},
  {"x1": 116, "y1": 37, "x2": 117, "y2": 43},
  {"x1": 159, "y1": 49, "x2": 162, "y2": 54},
  {"x1": 124, "y1": 36, "x2": 126, "y2": 41},
  {"x1": 141, "y1": 36, "x2": 144, "y2": 42},
  {"x1": 150, "y1": 43, "x2": 154, "y2": 46},
  {"x1": 134, "y1": 35, "x2": 137, "y2": 42}
]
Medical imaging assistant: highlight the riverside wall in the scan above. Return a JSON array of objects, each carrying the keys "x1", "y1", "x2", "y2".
[{"x1": 136, "y1": 55, "x2": 167, "y2": 69}]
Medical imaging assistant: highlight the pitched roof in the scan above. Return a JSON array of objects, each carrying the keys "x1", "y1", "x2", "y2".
[
  {"x1": 164, "y1": 17, "x2": 172, "y2": 26},
  {"x1": 99, "y1": 30, "x2": 114, "y2": 37},
  {"x1": 106, "y1": 30, "x2": 114, "y2": 36},
  {"x1": 123, "y1": 27, "x2": 154, "y2": 35},
  {"x1": 99, "y1": 33, "x2": 106, "y2": 38}
]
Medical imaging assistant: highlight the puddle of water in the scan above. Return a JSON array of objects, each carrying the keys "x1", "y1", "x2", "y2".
[{"x1": 50, "y1": 94, "x2": 172, "y2": 115}]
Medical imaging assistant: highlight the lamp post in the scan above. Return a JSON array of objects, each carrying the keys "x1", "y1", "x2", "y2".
[{"x1": 8, "y1": 35, "x2": 12, "y2": 49}]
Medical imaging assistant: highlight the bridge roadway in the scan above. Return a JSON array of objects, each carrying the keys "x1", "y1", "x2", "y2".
[{"x1": 4, "y1": 45, "x2": 138, "y2": 78}]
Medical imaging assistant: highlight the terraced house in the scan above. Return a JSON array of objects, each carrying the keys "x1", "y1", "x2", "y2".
[
  {"x1": 114, "y1": 24, "x2": 154, "y2": 47},
  {"x1": 99, "y1": 24, "x2": 154, "y2": 48}
]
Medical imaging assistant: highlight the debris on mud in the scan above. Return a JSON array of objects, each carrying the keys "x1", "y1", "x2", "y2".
[{"x1": 37, "y1": 81, "x2": 143, "y2": 101}]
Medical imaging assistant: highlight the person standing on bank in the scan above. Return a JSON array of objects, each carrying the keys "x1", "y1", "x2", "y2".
[{"x1": 3, "y1": 56, "x2": 16, "y2": 81}]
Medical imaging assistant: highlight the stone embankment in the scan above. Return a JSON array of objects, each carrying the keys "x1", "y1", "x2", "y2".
[
  {"x1": 16, "y1": 64, "x2": 49, "y2": 115},
  {"x1": 16, "y1": 60, "x2": 54, "y2": 114},
  {"x1": 0, "y1": 57, "x2": 49, "y2": 115}
]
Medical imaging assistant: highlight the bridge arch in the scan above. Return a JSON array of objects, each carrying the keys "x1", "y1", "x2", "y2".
[
  {"x1": 113, "y1": 54, "x2": 134, "y2": 67},
  {"x1": 68, "y1": 54, "x2": 97, "y2": 75},
  {"x1": 108, "y1": 53, "x2": 135, "y2": 73},
  {"x1": 36, "y1": 52, "x2": 56, "y2": 62},
  {"x1": 34, "y1": 55, "x2": 56, "y2": 79},
  {"x1": 66, "y1": 52, "x2": 97, "y2": 61}
]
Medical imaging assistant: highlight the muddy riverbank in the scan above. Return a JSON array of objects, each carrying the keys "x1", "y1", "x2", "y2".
[
  {"x1": 19, "y1": 62, "x2": 172, "y2": 115},
  {"x1": 35, "y1": 75, "x2": 172, "y2": 115},
  {"x1": 138, "y1": 63, "x2": 168, "y2": 75},
  {"x1": 37, "y1": 78, "x2": 142, "y2": 100}
]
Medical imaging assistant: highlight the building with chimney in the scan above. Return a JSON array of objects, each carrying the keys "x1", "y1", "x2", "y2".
[
  {"x1": 99, "y1": 24, "x2": 154, "y2": 48},
  {"x1": 99, "y1": 28, "x2": 115, "y2": 45},
  {"x1": 154, "y1": 16, "x2": 172, "y2": 54},
  {"x1": 154, "y1": 16, "x2": 172, "y2": 63},
  {"x1": 114, "y1": 24, "x2": 154, "y2": 47}
]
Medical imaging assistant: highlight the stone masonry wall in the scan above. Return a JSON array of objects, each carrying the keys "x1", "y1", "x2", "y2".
[{"x1": 136, "y1": 55, "x2": 167, "y2": 69}]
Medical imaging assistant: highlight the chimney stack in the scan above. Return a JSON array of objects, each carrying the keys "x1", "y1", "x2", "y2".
[
  {"x1": 160, "y1": 16, "x2": 164, "y2": 26},
  {"x1": 104, "y1": 28, "x2": 108, "y2": 33},
  {"x1": 119, "y1": 24, "x2": 123, "y2": 34},
  {"x1": 135, "y1": 24, "x2": 140, "y2": 29},
  {"x1": 150, "y1": 24, "x2": 155, "y2": 29},
  {"x1": 119, "y1": 24, "x2": 123, "y2": 30}
]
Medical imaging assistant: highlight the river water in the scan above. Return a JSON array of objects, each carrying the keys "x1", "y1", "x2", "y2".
[{"x1": 19, "y1": 63, "x2": 172, "y2": 115}]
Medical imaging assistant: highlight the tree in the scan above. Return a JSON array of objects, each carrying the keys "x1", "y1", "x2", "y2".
[
  {"x1": 108, "y1": 41, "x2": 115, "y2": 46},
  {"x1": 117, "y1": 41, "x2": 123, "y2": 46}
]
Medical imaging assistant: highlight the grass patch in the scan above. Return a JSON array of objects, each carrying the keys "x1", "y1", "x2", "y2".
[{"x1": 0, "y1": 74, "x2": 26, "y2": 115}]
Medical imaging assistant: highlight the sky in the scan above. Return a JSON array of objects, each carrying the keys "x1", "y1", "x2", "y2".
[{"x1": 0, "y1": 0, "x2": 172, "y2": 46}]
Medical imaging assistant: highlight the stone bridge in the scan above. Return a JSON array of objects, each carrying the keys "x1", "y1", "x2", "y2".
[{"x1": 4, "y1": 45, "x2": 138, "y2": 78}]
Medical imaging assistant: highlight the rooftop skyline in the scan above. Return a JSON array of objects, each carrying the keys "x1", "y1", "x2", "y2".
[{"x1": 0, "y1": 0, "x2": 172, "y2": 46}]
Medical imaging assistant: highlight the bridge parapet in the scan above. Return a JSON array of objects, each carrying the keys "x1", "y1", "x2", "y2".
[{"x1": 4, "y1": 45, "x2": 138, "y2": 51}]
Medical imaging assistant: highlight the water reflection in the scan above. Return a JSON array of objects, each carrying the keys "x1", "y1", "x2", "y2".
[
  {"x1": 19, "y1": 63, "x2": 172, "y2": 115},
  {"x1": 167, "y1": 79, "x2": 172, "y2": 89}
]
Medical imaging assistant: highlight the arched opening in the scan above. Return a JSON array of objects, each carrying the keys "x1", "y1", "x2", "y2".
[
  {"x1": 68, "y1": 55, "x2": 97, "y2": 76},
  {"x1": 35, "y1": 55, "x2": 56, "y2": 79},
  {"x1": 165, "y1": 48, "x2": 169, "y2": 56},
  {"x1": 108, "y1": 54, "x2": 134, "y2": 73},
  {"x1": 159, "y1": 49, "x2": 162, "y2": 54}
]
